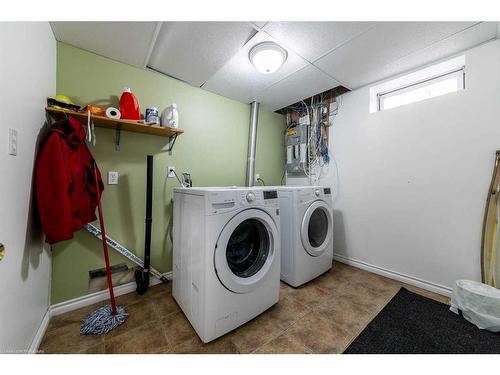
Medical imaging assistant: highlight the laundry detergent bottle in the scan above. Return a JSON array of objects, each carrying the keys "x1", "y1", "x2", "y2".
[
  {"x1": 161, "y1": 103, "x2": 179, "y2": 128},
  {"x1": 119, "y1": 87, "x2": 141, "y2": 120}
]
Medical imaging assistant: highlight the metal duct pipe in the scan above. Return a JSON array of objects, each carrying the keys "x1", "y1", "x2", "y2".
[{"x1": 246, "y1": 101, "x2": 260, "y2": 187}]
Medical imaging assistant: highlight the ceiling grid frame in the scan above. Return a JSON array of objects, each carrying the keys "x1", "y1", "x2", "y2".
[
  {"x1": 50, "y1": 21, "x2": 498, "y2": 111},
  {"x1": 142, "y1": 22, "x2": 163, "y2": 68}
]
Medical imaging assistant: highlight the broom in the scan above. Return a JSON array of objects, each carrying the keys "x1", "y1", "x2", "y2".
[{"x1": 80, "y1": 162, "x2": 127, "y2": 335}]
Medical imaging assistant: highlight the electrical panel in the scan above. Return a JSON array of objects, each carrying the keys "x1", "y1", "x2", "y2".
[
  {"x1": 285, "y1": 122, "x2": 308, "y2": 175},
  {"x1": 283, "y1": 93, "x2": 341, "y2": 180}
]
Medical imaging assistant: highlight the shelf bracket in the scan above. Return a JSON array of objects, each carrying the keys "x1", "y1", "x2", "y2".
[
  {"x1": 167, "y1": 133, "x2": 178, "y2": 155},
  {"x1": 115, "y1": 124, "x2": 121, "y2": 151}
]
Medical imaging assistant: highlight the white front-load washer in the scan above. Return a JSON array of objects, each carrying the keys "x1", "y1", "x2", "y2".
[
  {"x1": 278, "y1": 186, "x2": 334, "y2": 287},
  {"x1": 172, "y1": 187, "x2": 280, "y2": 343}
]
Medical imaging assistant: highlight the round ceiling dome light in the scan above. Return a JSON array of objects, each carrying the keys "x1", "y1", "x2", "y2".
[{"x1": 249, "y1": 42, "x2": 288, "y2": 74}]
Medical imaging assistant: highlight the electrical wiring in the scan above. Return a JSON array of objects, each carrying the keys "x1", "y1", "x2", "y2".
[
  {"x1": 301, "y1": 101, "x2": 315, "y2": 182},
  {"x1": 305, "y1": 94, "x2": 343, "y2": 185},
  {"x1": 298, "y1": 99, "x2": 314, "y2": 184},
  {"x1": 285, "y1": 93, "x2": 342, "y2": 186},
  {"x1": 306, "y1": 97, "x2": 326, "y2": 184},
  {"x1": 171, "y1": 169, "x2": 188, "y2": 188}
]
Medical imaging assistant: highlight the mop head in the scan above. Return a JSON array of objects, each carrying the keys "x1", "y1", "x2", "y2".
[{"x1": 80, "y1": 304, "x2": 127, "y2": 335}]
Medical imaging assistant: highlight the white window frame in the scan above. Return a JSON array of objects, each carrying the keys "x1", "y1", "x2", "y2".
[{"x1": 369, "y1": 55, "x2": 466, "y2": 113}]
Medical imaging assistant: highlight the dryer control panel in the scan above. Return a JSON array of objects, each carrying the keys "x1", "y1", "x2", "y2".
[{"x1": 298, "y1": 186, "x2": 333, "y2": 205}]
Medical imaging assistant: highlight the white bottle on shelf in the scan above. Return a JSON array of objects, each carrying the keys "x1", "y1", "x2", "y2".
[{"x1": 161, "y1": 103, "x2": 179, "y2": 128}]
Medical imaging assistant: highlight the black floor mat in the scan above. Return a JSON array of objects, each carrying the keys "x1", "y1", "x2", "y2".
[{"x1": 344, "y1": 288, "x2": 500, "y2": 354}]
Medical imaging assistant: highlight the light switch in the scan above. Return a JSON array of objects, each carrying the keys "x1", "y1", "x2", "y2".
[
  {"x1": 108, "y1": 171, "x2": 119, "y2": 185},
  {"x1": 8, "y1": 128, "x2": 18, "y2": 156}
]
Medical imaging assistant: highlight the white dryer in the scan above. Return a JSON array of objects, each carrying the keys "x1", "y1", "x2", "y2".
[
  {"x1": 278, "y1": 186, "x2": 334, "y2": 287},
  {"x1": 172, "y1": 187, "x2": 280, "y2": 343}
]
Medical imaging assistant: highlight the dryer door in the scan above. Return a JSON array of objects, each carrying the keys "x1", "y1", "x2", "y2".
[
  {"x1": 300, "y1": 200, "x2": 333, "y2": 257},
  {"x1": 214, "y1": 208, "x2": 278, "y2": 294}
]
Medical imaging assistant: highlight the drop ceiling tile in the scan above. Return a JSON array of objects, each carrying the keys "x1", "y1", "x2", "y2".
[
  {"x1": 50, "y1": 22, "x2": 158, "y2": 68},
  {"x1": 148, "y1": 22, "x2": 256, "y2": 87},
  {"x1": 375, "y1": 22, "x2": 497, "y2": 86},
  {"x1": 263, "y1": 21, "x2": 376, "y2": 61},
  {"x1": 251, "y1": 22, "x2": 268, "y2": 29},
  {"x1": 202, "y1": 31, "x2": 308, "y2": 104},
  {"x1": 315, "y1": 22, "x2": 478, "y2": 89},
  {"x1": 257, "y1": 65, "x2": 340, "y2": 112}
]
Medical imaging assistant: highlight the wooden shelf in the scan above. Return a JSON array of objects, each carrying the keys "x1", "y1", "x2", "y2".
[{"x1": 46, "y1": 107, "x2": 184, "y2": 138}]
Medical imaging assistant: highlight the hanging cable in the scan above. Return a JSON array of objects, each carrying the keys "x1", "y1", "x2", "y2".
[
  {"x1": 171, "y1": 169, "x2": 188, "y2": 188},
  {"x1": 286, "y1": 93, "x2": 342, "y2": 186}
]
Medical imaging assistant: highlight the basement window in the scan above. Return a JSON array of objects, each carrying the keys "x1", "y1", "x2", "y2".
[{"x1": 370, "y1": 55, "x2": 465, "y2": 113}]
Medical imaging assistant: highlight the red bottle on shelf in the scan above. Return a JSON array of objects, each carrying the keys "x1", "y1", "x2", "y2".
[{"x1": 119, "y1": 87, "x2": 141, "y2": 120}]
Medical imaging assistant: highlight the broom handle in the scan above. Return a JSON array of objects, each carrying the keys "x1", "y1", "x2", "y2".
[{"x1": 93, "y1": 162, "x2": 117, "y2": 315}]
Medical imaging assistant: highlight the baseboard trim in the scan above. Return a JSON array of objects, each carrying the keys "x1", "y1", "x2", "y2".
[
  {"x1": 50, "y1": 272, "x2": 172, "y2": 317},
  {"x1": 29, "y1": 309, "x2": 51, "y2": 354},
  {"x1": 333, "y1": 254, "x2": 453, "y2": 297},
  {"x1": 29, "y1": 272, "x2": 172, "y2": 353}
]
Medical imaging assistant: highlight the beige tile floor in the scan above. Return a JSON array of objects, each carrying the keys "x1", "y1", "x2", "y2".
[{"x1": 39, "y1": 262, "x2": 449, "y2": 354}]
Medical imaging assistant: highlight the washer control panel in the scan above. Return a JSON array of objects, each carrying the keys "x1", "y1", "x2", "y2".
[
  {"x1": 207, "y1": 188, "x2": 279, "y2": 214},
  {"x1": 263, "y1": 190, "x2": 278, "y2": 200},
  {"x1": 238, "y1": 189, "x2": 278, "y2": 208},
  {"x1": 246, "y1": 192, "x2": 256, "y2": 202}
]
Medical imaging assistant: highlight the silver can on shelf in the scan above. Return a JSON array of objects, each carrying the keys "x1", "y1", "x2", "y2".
[{"x1": 145, "y1": 107, "x2": 160, "y2": 125}]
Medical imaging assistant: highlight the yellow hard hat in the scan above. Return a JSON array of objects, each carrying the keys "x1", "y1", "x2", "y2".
[{"x1": 54, "y1": 95, "x2": 76, "y2": 106}]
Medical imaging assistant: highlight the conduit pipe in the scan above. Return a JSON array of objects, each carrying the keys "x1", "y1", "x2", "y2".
[{"x1": 246, "y1": 101, "x2": 260, "y2": 187}]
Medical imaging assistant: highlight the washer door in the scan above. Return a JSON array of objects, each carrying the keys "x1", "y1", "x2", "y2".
[
  {"x1": 214, "y1": 209, "x2": 277, "y2": 294},
  {"x1": 301, "y1": 200, "x2": 333, "y2": 257}
]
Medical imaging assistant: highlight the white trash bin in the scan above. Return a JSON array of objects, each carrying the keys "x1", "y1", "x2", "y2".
[{"x1": 450, "y1": 280, "x2": 500, "y2": 332}]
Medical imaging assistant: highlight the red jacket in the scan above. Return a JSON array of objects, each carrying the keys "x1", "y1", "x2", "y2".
[{"x1": 36, "y1": 115, "x2": 104, "y2": 244}]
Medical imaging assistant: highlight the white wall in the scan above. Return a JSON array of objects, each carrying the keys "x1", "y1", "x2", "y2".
[
  {"x1": 0, "y1": 22, "x2": 56, "y2": 352},
  {"x1": 318, "y1": 40, "x2": 500, "y2": 294}
]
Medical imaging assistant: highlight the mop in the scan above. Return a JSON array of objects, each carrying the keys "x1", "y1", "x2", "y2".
[{"x1": 80, "y1": 162, "x2": 127, "y2": 335}]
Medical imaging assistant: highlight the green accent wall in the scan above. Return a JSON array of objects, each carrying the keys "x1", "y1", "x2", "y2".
[{"x1": 52, "y1": 42, "x2": 285, "y2": 304}]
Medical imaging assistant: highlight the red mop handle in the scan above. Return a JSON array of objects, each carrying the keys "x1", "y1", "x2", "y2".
[{"x1": 93, "y1": 162, "x2": 117, "y2": 315}]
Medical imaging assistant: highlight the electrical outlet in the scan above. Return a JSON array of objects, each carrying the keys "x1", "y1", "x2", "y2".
[
  {"x1": 8, "y1": 128, "x2": 18, "y2": 156},
  {"x1": 108, "y1": 171, "x2": 119, "y2": 185},
  {"x1": 255, "y1": 173, "x2": 260, "y2": 181},
  {"x1": 167, "y1": 166, "x2": 176, "y2": 178}
]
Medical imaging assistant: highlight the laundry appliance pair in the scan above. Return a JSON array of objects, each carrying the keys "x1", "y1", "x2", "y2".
[{"x1": 172, "y1": 185, "x2": 334, "y2": 343}]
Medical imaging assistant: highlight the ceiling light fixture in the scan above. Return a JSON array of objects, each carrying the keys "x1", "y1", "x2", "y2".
[{"x1": 249, "y1": 42, "x2": 288, "y2": 74}]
